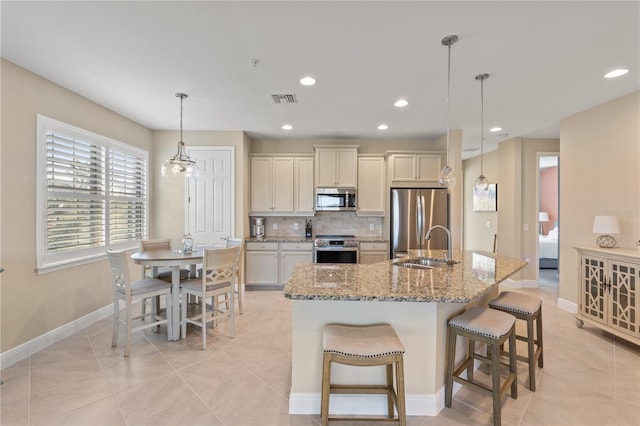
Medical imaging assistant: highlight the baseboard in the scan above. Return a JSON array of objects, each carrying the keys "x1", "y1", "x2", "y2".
[
  {"x1": 0, "y1": 304, "x2": 114, "y2": 369},
  {"x1": 288, "y1": 391, "x2": 447, "y2": 416},
  {"x1": 557, "y1": 297, "x2": 578, "y2": 314}
]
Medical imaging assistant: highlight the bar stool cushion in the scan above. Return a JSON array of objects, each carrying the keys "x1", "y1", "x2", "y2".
[
  {"x1": 489, "y1": 291, "x2": 542, "y2": 315},
  {"x1": 323, "y1": 324, "x2": 405, "y2": 358},
  {"x1": 449, "y1": 306, "x2": 516, "y2": 339}
]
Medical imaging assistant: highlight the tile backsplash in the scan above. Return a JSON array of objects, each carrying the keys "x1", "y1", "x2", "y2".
[{"x1": 255, "y1": 212, "x2": 384, "y2": 238}]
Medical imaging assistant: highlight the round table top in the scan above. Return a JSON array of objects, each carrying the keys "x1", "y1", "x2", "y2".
[{"x1": 131, "y1": 248, "x2": 204, "y2": 263}]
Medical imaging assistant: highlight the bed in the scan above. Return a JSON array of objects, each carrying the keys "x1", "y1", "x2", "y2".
[{"x1": 539, "y1": 226, "x2": 558, "y2": 269}]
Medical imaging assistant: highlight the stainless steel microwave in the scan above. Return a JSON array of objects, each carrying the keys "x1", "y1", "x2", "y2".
[{"x1": 316, "y1": 188, "x2": 357, "y2": 211}]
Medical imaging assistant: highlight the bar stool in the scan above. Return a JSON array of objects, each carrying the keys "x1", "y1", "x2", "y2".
[
  {"x1": 488, "y1": 291, "x2": 543, "y2": 391},
  {"x1": 445, "y1": 306, "x2": 517, "y2": 426},
  {"x1": 321, "y1": 323, "x2": 406, "y2": 426}
]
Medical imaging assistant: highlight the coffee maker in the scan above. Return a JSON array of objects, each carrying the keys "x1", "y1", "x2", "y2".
[{"x1": 251, "y1": 217, "x2": 265, "y2": 239}]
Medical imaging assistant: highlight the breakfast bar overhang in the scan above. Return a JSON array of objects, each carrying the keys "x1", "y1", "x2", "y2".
[{"x1": 284, "y1": 250, "x2": 527, "y2": 416}]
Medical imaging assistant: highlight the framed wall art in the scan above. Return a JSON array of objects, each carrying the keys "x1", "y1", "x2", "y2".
[{"x1": 473, "y1": 183, "x2": 497, "y2": 212}]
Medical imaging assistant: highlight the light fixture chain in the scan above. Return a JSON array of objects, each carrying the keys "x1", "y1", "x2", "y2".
[
  {"x1": 446, "y1": 42, "x2": 451, "y2": 164},
  {"x1": 480, "y1": 75, "x2": 484, "y2": 174}
]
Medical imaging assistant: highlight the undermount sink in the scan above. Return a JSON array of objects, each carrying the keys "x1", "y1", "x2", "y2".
[{"x1": 395, "y1": 258, "x2": 458, "y2": 270}]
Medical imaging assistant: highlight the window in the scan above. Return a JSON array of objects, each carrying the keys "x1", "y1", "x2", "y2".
[{"x1": 37, "y1": 115, "x2": 148, "y2": 273}]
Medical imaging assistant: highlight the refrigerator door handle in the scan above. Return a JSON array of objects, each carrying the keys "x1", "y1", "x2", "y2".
[{"x1": 416, "y1": 194, "x2": 424, "y2": 245}]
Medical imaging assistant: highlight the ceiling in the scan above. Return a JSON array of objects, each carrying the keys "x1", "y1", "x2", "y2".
[{"x1": 2, "y1": 1, "x2": 638, "y2": 159}]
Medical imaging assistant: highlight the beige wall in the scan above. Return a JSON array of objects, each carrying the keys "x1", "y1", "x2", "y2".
[
  {"x1": 463, "y1": 149, "x2": 499, "y2": 252},
  {"x1": 559, "y1": 90, "x2": 640, "y2": 305},
  {"x1": 151, "y1": 130, "x2": 250, "y2": 244},
  {"x1": 0, "y1": 60, "x2": 153, "y2": 352}
]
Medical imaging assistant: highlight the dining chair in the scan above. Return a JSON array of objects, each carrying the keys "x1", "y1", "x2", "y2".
[
  {"x1": 180, "y1": 246, "x2": 240, "y2": 349},
  {"x1": 139, "y1": 238, "x2": 190, "y2": 317},
  {"x1": 107, "y1": 249, "x2": 172, "y2": 357},
  {"x1": 199, "y1": 238, "x2": 245, "y2": 315}
]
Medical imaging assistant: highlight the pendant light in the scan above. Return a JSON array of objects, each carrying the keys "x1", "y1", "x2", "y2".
[
  {"x1": 161, "y1": 93, "x2": 199, "y2": 179},
  {"x1": 474, "y1": 73, "x2": 490, "y2": 192},
  {"x1": 439, "y1": 34, "x2": 458, "y2": 187}
]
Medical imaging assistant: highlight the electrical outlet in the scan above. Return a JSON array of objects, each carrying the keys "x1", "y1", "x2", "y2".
[
  {"x1": 369, "y1": 223, "x2": 375, "y2": 231},
  {"x1": 485, "y1": 221, "x2": 491, "y2": 229},
  {"x1": 272, "y1": 223, "x2": 277, "y2": 230},
  {"x1": 293, "y1": 223, "x2": 299, "y2": 230},
  {"x1": 523, "y1": 224, "x2": 529, "y2": 232}
]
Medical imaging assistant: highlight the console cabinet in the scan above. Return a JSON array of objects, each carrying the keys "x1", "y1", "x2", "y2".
[{"x1": 575, "y1": 246, "x2": 640, "y2": 346}]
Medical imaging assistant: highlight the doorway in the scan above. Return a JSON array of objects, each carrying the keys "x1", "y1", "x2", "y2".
[
  {"x1": 537, "y1": 154, "x2": 559, "y2": 286},
  {"x1": 185, "y1": 147, "x2": 235, "y2": 246}
]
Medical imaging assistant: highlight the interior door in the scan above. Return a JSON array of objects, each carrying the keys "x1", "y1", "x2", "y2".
[{"x1": 186, "y1": 147, "x2": 234, "y2": 246}]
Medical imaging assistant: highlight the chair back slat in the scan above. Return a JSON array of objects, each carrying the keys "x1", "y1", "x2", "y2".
[
  {"x1": 141, "y1": 238, "x2": 171, "y2": 251},
  {"x1": 203, "y1": 246, "x2": 241, "y2": 288},
  {"x1": 107, "y1": 250, "x2": 131, "y2": 297}
]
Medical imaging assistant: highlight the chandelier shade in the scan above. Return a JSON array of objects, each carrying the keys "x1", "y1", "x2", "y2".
[{"x1": 161, "y1": 93, "x2": 199, "y2": 179}]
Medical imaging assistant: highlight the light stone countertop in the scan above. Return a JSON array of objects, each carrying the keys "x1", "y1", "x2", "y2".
[{"x1": 283, "y1": 250, "x2": 527, "y2": 303}]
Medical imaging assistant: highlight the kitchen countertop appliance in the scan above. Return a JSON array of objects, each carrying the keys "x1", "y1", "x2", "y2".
[
  {"x1": 314, "y1": 234, "x2": 359, "y2": 263},
  {"x1": 251, "y1": 217, "x2": 265, "y2": 239},
  {"x1": 390, "y1": 188, "x2": 449, "y2": 258}
]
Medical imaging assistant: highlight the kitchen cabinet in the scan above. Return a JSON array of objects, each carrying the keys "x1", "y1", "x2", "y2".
[
  {"x1": 250, "y1": 155, "x2": 314, "y2": 215},
  {"x1": 294, "y1": 157, "x2": 315, "y2": 213},
  {"x1": 388, "y1": 153, "x2": 441, "y2": 183},
  {"x1": 359, "y1": 242, "x2": 389, "y2": 264},
  {"x1": 357, "y1": 156, "x2": 385, "y2": 216},
  {"x1": 575, "y1": 246, "x2": 640, "y2": 346},
  {"x1": 245, "y1": 241, "x2": 313, "y2": 287},
  {"x1": 315, "y1": 146, "x2": 358, "y2": 188}
]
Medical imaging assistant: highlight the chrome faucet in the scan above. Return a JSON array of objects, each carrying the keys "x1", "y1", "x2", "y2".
[{"x1": 425, "y1": 225, "x2": 455, "y2": 266}]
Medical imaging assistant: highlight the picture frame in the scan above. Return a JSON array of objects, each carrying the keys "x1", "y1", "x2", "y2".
[{"x1": 473, "y1": 183, "x2": 497, "y2": 212}]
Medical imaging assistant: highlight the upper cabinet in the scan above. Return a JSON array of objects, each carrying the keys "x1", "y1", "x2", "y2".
[
  {"x1": 357, "y1": 156, "x2": 385, "y2": 216},
  {"x1": 315, "y1": 145, "x2": 358, "y2": 188},
  {"x1": 250, "y1": 155, "x2": 314, "y2": 215},
  {"x1": 388, "y1": 153, "x2": 442, "y2": 183}
]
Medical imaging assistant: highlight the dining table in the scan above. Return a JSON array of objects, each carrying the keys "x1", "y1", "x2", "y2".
[{"x1": 131, "y1": 248, "x2": 203, "y2": 341}]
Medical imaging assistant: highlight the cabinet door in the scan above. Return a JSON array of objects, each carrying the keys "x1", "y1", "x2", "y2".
[
  {"x1": 336, "y1": 148, "x2": 357, "y2": 187},
  {"x1": 281, "y1": 251, "x2": 313, "y2": 284},
  {"x1": 272, "y1": 157, "x2": 294, "y2": 212},
  {"x1": 580, "y1": 255, "x2": 607, "y2": 325},
  {"x1": 294, "y1": 157, "x2": 315, "y2": 213},
  {"x1": 390, "y1": 155, "x2": 417, "y2": 181},
  {"x1": 250, "y1": 157, "x2": 273, "y2": 212},
  {"x1": 416, "y1": 155, "x2": 442, "y2": 182},
  {"x1": 608, "y1": 259, "x2": 640, "y2": 339},
  {"x1": 357, "y1": 157, "x2": 385, "y2": 215},
  {"x1": 360, "y1": 251, "x2": 388, "y2": 264},
  {"x1": 315, "y1": 148, "x2": 337, "y2": 187},
  {"x1": 246, "y1": 250, "x2": 279, "y2": 285}
]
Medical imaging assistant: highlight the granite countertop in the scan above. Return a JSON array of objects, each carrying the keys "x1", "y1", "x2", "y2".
[
  {"x1": 283, "y1": 250, "x2": 527, "y2": 303},
  {"x1": 246, "y1": 236, "x2": 388, "y2": 243}
]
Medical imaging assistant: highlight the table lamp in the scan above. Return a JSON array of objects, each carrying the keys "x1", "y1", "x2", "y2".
[
  {"x1": 592, "y1": 215, "x2": 619, "y2": 248},
  {"x1": 539, "y1": 212, "x2": 550, "y2": 235}
]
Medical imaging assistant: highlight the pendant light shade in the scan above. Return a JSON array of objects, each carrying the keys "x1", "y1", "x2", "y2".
[
  {"x1": 161, "y1": 93, "x2": 199, "y2": 179},
  {"x1": 474, "y1": 73, "x2": 490, "y2": 192},
  {"x1": 439, "y1": 34, "x2": 458, "y2": 187}
]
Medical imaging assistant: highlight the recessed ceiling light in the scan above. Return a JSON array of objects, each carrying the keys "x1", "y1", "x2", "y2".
[
  {"x1": 377, "y1": 124, "x2": 389, "y2": 130},
  {"x1": 604, "y1": 68, "x2": 629, "y2": 79},
  {"x1": 394, "y1": 99, "x2": 408, "y2": 108},
  {"x1": 282, "y1": 124, "x2": 293, "y2": 130},
  {"x1": 489, "y1": 127, "x2": 502, "y2": 132},
  {"x1": 300, "y1": 76, "x2": 316, "y2": 86}
]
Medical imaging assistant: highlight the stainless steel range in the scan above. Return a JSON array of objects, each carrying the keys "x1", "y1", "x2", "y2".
[{"x1": 314, "y1": 234, "x2": 359, "y2": 264}]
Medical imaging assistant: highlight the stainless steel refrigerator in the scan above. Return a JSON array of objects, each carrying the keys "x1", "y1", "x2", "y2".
[{"x1": 390, "y1": 188, "x2": 449, "y2": 258}]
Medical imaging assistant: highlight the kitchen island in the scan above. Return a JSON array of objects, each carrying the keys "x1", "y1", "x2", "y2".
[{"x1": 284, "y1": 250, "x2": 527, "y2": 416}]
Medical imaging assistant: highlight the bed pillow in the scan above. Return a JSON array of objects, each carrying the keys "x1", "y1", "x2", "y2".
[{"x1": 547, "y1": 226, "x2": 559, "y2": 240}]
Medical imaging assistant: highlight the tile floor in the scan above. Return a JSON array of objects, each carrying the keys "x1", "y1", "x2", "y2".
[{"x1": 1, "y1": 280, "x2": 639, "y2": 426}]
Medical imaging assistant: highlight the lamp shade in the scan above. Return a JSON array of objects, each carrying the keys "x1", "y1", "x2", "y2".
[
  {"x1": 593, "y1": 216, "x2": 619, "y2": 234},
  {"x1": 539, "y1": 212, "x2": 550, "y2": 222}
]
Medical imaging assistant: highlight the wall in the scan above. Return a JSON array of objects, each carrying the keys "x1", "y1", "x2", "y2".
[
  {"x1": 463, "y1": 149, "x2": 499, "y2": 252},
  {"x1": 540, "y1": 165, "x2": 558, "y2": 235},
  {"x1": 559, "y1": 90, "x2": 640, "y2": 307},
  {"x1": 151, "y1": 130, "x2": 250, "y2": 245},
  {"x1": 0, "y1": 59, "x2": 153, "y2": 352}
]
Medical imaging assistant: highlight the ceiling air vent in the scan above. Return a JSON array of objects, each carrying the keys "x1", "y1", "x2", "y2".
[{"x1": 271, "y1": 94, "x2": 297, "y2": 104}]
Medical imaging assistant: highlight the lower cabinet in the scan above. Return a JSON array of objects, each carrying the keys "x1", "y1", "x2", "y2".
[
  {"x1": 246, "y1": 241, "x2": 313, "y2": 287},
  {"x1": 359, "y1": 242, "x2": 389, "y2": 264},
  {"x1": 575, "y1": 246, "x2": 640, "y2": 346}
]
